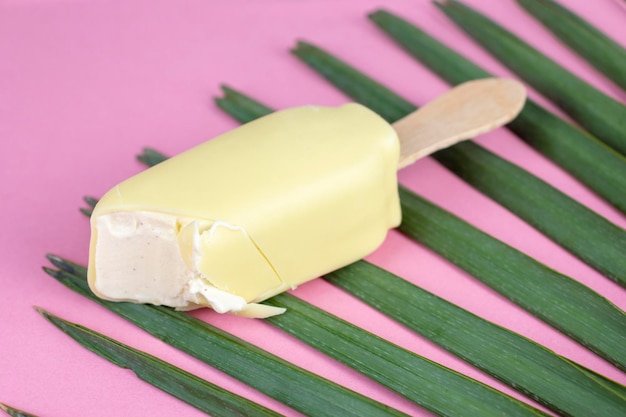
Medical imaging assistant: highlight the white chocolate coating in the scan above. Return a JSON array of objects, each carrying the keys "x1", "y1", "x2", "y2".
[{"x1": 88, "y1": 104, "x2": 401, "y2": 317}]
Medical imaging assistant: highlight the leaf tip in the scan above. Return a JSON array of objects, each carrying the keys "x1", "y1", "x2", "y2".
[
  {"x1": 45, "y1": 254, "x2": 76, "y2": 274},
  {"x1": 219, "y1": 84, "x2": 233, "y2": 94},
  {"x1": 216, "y1": 84, "x2": 240, "y2": 102},
  {"x1": 289, "y1": 41, "x2": 302, "y2": 55},
  {"x1": 291, "y1": 39, "x2": 313, "y2": 55},
  {"x1": 83, "y1": 196, "x2": 99, "y2": 207},
  {"x1": 35, "y1": 307, "x2": 68, "y2": 332},
  {"x1": 213, "y1": 84, "x2": 227, "y2": 102},
  {"x1": 41, "y1": 266, "x2": 61, "y2": 280},
  {"x1": 45, "y1": 253, "x2": 61, "y2": 264},
  {"x1": 79, "y1": 207, "x2": 93, "y2": 217},
  {"x1": 33, "y1": 306, "x2": 49, "y2": 319},
  {"x1": 367, "y1": 8, "x2": 386, "y2": 20}
]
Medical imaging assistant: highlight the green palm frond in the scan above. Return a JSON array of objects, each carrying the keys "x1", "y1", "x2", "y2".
[
  {"x1": 291, "y1": 40, "x2": 626, "y2": 287},
  {"x1": 516, "y1": 0, "x2": 626, "y2": 90},
  {"x1": 367, "y1": 9, "x2": 626, "y2": 215},
  {"x1": 38, "y1": 308, "x2": 283, "y2": 417},
  {"x1": 43, "y1": 261, "x2": 407, "y2": 417},
  {"x1": 435, "y1": 0, "x2": 626, "y2": 155}
]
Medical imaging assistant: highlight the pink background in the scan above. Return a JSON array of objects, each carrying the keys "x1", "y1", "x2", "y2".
[{"x1": 1, "y1": 1, "x2": 625, "y2": 416}]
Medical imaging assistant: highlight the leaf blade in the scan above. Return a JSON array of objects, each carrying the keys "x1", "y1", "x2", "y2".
[
  {"x1": 397, "y1": 186, "x2": 626, "y2": 371},
  {"x1": 291, "y1": 39, "x2": 626, "y2": 287},
  {"x1": 264, "y1": 293, "x2": 549, "y2": 417},
  {"x1": 38, "y1": 308, "x2": 283, "y2": 417},
  {"x1": 214, "y1": 85, "x2": 274, "y2": 124},
  {"x1": 323, "y1": 259, "x2": 626, "y2": 417},
  {"x1": 43, "y1": 264, "x2": 408, "y2": 417},
  {"x1": 0, "y1": 403, "x2": 38, "y2": 417},
  {"x1": 368, "y1": 8, "x2": 626, "y2": 215},
  {"x1": 516, "y1": 0, "x2": 626, "y2": 90},
  {"x1": 213, "y1": 79, "x2": 626, "y2": 370},
  {"x1": 435, "y1": 0, "x2": 626, "y2": 155},
  {"x1": 45, "y1": 257, "x2": 553, "y2": 417},
  {"x1": 136, "y1": 147, "x2": 168, "y2": 166},
  {"x1": 212, "y1": 89, "x2": 626, "y2": 416}
]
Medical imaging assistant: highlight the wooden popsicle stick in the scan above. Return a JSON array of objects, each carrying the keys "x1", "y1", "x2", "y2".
[{"x1": 393, "y1": 78, "x2": 527, "y2": 169}]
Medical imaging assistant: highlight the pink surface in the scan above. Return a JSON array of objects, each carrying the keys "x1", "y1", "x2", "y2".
[{"x1": 1, "y1": 0, "x2": 625, "y2": 416}]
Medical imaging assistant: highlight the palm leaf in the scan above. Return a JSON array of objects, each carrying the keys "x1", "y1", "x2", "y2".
[
  {"x1": 215, "y1": 86, "x2": 274, "y2": 124},
  {"x1": 136, "y1": 138, "x2": 626, "y2": 377},
  {"x1": 323, "y1": 260, "x2": 626, "y2": 416},
  {"x1": 38, "y1": 308, "x2": 282, "y2": 417},
  {"x1": 435, "y1": 0, "x2": 626, "y2": 155},
  {"x1": 210, "y1": 83, "x2": 626, "y2": 371},
  {"x1": 41, "y1": 3, "x2": 626, "y2": 417},
  {"x1": 265, "y1": 295, "x2": 549, "y2": 417},
  {"x1": 46, "y1": 258, "x2": 557, "y2": 417},
  {"x1": 210, "y1": 88, "x2": 626, "y2": 415},
  {"x1": 0, "y1": 404, "x2": 38, "y2": 417},
  {"x1": 368, "y1": 8, "x2": 626, "y2": 215},
  {"x1": 43, "y1": 261, "x2": 406, "y2": 417},
  {"x1": 397, "y1": 186, "x2": 626, "y2": 371},
  {"x1": 291, "y1": 40, "x2": 626, "y2": 288},
  {"x1": 136, "y1": 147, "x2": 168, "y2": 166},
  {"x1": 516, "y1": 0, "x2": 626, "y2": 90}
]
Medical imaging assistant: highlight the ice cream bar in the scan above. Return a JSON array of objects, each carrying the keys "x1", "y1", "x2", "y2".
[
  {"x1": 88, "y1": 78, "x2": 527, "y2": 318},
  {"x1": 88, "y1": 103, "x2": 401, "y2": 318}
]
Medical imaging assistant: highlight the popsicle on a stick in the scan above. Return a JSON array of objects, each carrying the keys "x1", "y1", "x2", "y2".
[{"x1": 88, "y1": 78, "x2": 526, "y2": 318}]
